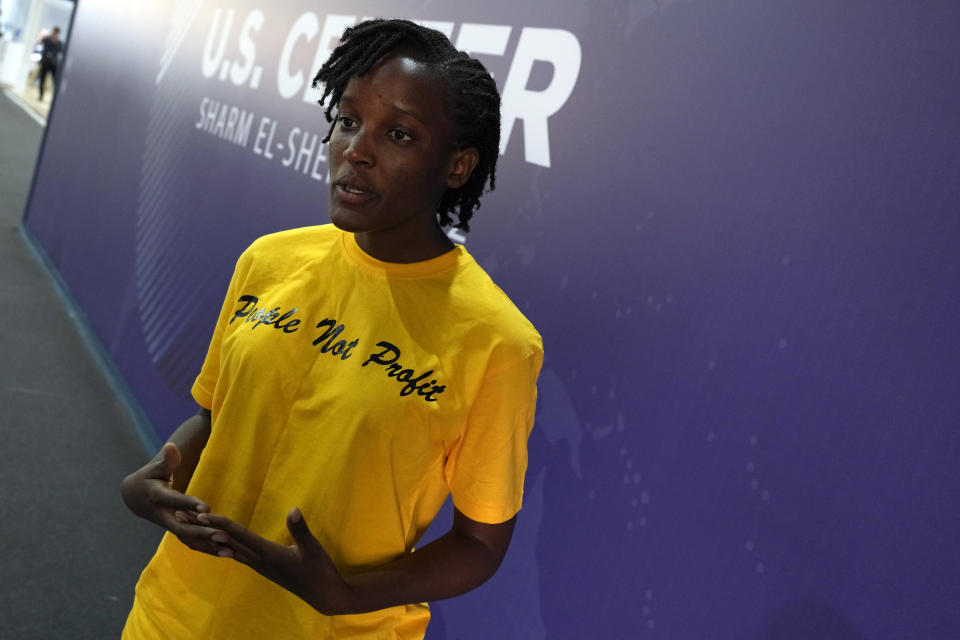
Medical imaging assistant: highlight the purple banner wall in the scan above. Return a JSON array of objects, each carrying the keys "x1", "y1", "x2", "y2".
[{"x1": 24, "y1": 1, "x2": 960, "y2": 637}]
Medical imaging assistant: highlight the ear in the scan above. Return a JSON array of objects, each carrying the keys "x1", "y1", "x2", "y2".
[{"x1": 446, "y1": 147, "x2": 480, "y2": 190}]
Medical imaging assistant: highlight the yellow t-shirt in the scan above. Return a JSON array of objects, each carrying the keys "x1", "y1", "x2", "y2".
[{"x1": 123, "y1": 225, "x2": 543, "y2": 639}]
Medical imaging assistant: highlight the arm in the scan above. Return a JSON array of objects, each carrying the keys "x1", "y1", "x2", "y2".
[
  {"x1": 338, "y1": 356, "x2": 536, "y2": 613},
  {"x1": 120, "y1": 406, "x2": 221, "y2": 553},
  {"x1": 165, "y1": 407, "x2": 211, "y2": 492},
  {"x1": 343, "y1": 506, "x2": 515, "y2": 613},
  {"x1": 200, "y1": 505, "x2": 516, "y2": 615},
  {"x1": 196, "y1": 354, "x2": 540, "y2": 614}
]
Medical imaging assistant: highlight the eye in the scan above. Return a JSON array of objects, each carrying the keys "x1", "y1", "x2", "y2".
[
  {"x1": 390, "y1": 128, "x2": 414, "y2": 142},
  {"x1": 336, "y1": 115, "x2": 358, "y2": 129}
]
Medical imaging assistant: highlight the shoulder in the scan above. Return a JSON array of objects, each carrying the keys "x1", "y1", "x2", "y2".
[
  {"x1": 228, "y1": 225, "x2": 340, "y2": 284},
  {"x1": 237, "y1": 224, "x2": 338, "y2": 266},
  {"x1": 244, "y1": 224, "x2": 337, "y2": 256},
  {"x1": 452, "y1": 253, "x2": 543, "y2": 368}
]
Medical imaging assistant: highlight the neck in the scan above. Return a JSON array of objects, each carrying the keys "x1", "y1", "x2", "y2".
[{"x1": 354, "y1": 221, "x2": 455, "y2": 264}]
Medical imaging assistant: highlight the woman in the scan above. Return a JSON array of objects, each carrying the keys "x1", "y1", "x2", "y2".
[{"x1": 121, "y1": 19, "x2": 542, "y2": 639}]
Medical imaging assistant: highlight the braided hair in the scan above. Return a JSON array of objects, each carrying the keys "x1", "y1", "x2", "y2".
[{"x1": 312, "y1": 19, "x2": 501, "y2": 232}]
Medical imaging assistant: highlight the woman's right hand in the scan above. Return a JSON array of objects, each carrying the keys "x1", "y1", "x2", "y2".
[{"x1": 120, "y1": 443, "x2": 222, "y2": 554}]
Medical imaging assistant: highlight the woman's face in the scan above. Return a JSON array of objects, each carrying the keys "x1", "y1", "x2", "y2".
[{"x1": 327, "y1": 54, "x2": 477, "y2": 257}]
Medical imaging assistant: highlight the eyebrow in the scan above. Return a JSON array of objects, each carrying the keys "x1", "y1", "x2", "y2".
[{"x1": 339, "y1": 95, "x2": 426, "y2": 125}]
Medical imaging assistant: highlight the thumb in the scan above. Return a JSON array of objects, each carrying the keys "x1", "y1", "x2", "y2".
[
  {"x1": 159, "y1": 442, "x2": 181, "y2": 478},
  {"x1": 287, "y1": 508, "x2": 320, "y2": 554}
]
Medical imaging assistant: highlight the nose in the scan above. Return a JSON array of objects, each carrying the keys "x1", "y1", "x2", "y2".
[{"x1": 343, "y1": 128, "x2": 374, "y2": 167}]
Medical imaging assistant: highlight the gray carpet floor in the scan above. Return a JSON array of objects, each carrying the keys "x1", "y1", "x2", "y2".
[{"x1": 0, "y1": 91, "x2": 162, "y2": 638}]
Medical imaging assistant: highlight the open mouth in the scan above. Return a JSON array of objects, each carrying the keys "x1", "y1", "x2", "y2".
[{"x1": 334, "y1": 182, "x2": 377, "y2": 206}]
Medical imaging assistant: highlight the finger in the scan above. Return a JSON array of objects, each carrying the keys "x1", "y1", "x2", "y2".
[
  {"x1": 177, "y1": 506, "x2": 211, "y2": 525},
  {"x1": 160, "y1": 442, "x2": 181, "y2": 477},
  {"x1": 286, "y1": 507, "x2": 320, "y2": 555},
  {"x1": 162, "y1": 514, "x2": 218, "y2": 539},
  {"x1": 199, "y1": 514, "x2": 266, "y2": 553},
  {"x1": 207, "y1": 530, "x2": 238, "y2": 560},
  {"x1": 216, "y1": 533, "x2": 260, "y2": 565},
  {"x1": 199, "y1": 514, "x2": 273, "y2": 567},
  {"x1": 149, "y1": 483, "x2": 208, "y2": 513},
  {"x1": 161, "y1": 516, "x2": 226, "y2": 555},
  {"x1": 206, "y1": 526, "x2": 257, "y2": 563},
  {"x1": 181, "y1": 496, "x2": 209, "y2": 513}
]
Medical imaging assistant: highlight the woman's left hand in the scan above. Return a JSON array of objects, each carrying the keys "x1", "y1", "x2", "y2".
[{"x1": 196, "y1": 508, "x2": 355, "y2": 615}]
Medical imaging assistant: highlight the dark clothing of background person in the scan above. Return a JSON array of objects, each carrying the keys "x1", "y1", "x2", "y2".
[{"x1": 38, "y1": 35, "x2": 62, "y2": 100}]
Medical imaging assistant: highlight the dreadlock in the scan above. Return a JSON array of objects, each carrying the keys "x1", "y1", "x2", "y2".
[{"x1": 312, "y1": 19, "x2": 501, "y2": 233}]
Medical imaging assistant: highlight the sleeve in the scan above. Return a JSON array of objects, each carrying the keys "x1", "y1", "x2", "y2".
[
  {"x1": 444, "y1": 345, "x2": 544, "y2": 524},
  {"x1": 190, "y1": 247, "x2": 255, "y2": 410}
]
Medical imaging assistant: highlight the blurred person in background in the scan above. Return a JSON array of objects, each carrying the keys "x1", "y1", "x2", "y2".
[{"x1": 38, "y1": 26, "x2": 61, "y2": 101}]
